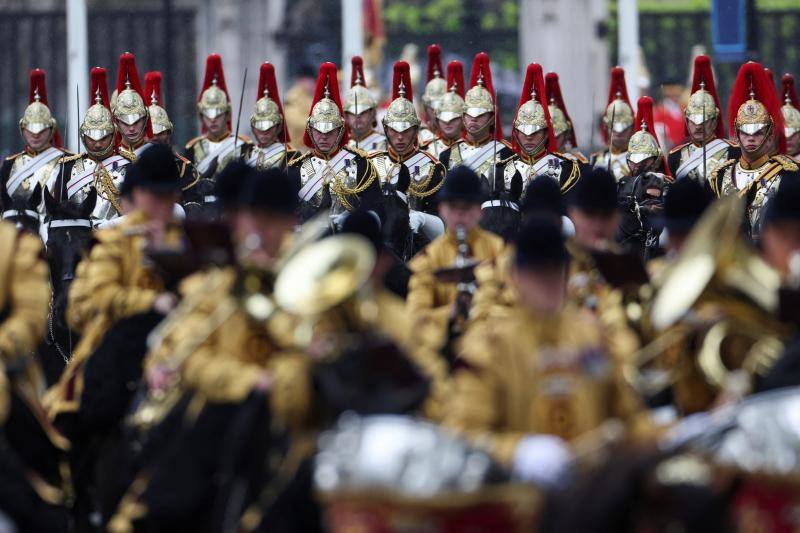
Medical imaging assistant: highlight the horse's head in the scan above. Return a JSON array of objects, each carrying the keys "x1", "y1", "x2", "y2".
[
  {"x1": 479, "y1": 167, "x2": 523, "y2": 242},
  {"x1": 44, "y1": 186, "x2": 96, "y2": 306},
  {"x1": 381, "y1": 167, "x2": 416, "y2": 260},
  {"x1": 1, "y1": 183, "x2": 42, "y2": 235}
]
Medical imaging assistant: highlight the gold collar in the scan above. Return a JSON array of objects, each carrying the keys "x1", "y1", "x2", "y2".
[{"x1": 739, "y1": 153, "x2": 770, "y2": 170}]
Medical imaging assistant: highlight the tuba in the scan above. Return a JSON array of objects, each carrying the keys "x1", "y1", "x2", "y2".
[{"x1": 626, "y1": 196, "x2": 793, "y2": 407}]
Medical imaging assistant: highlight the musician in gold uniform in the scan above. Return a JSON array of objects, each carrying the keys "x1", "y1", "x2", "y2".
[
  {"x1": 407, "y1": 166, "x2": 506, "y2": 333},
  {"x1": 710, "y1": 61, "x2": 800, "y2": 240},
  {"x1": 447, "y1": 218, "x2": 642, "y2": 486},
  {"x1": 667, "y1": 55, "x2": 739, "y2": 182},
  {"x1": 45, "y1": 145, "x2": 185, "y2": 419},
  {"x1": 425, "y1": 60, "x2": 467, "y2": 160},
  {"x1": 591, "y1": 67, "x2": 635, "y2": 181}
]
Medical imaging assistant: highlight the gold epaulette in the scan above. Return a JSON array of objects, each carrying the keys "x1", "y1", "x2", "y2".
[
  {"x1": 184, "y1": 135, "x2": 204, "y2": 150},
  {"x1": 498, "y1": 153, "x2": 517, "y2": 165},
  {"x1": 4, "y1": 152, "x2": 24, "y2": 161},
  {"x1": 174, "y1": 152, "x2": 191, "y2": 165},
  {"x1": 669, "y1": 142, "x2": 689, "y2": 155},
  {"x1": 774, "y1": 154, "x2": 799, "y2": 172},
  {"x1": 366, "y1": 150, "x2": 388, "y2": 160},
  {"x1": 344, "y1": 145, "x2": 368, "y2": 158},
  {"x1": 287, "y1": 151, "x2": 311, "y2": 166},
  {"x1": 498, "y1": 138, "x2": 514, "y2": 150},
  {"x1": 237, "y1": 134, "x2": 252, "y2": 143}
]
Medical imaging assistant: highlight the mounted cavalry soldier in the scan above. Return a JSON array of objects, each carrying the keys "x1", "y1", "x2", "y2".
[
  {"x1": 667, "y1": 55, "x2": 739, "y2": 182},
  {"x1": 503, "y1": 63, "x2": 581, "y2": 199},
  {"x1": 439, "y1": 52, "x2": 514, "y2": 186},
  {"x1": 419, "y1": 43, "x2": 447, "y2": 148},
  {"x1": 288, "y1": 62, "x2": 383, "y2": 224},
  {"x1": 344, "y1": 56, "x2": 386, "y2": 154},
  {"x1": 591, "y1": 66, "x2": 635, "y2": 181},
  {"x1": 1, "y1": 69, "x2": 68, "y2": 212},
  {"x1": 781, "y1": 73, "x2": 800, "y2": 160},
  {"x1": 46, "y1": 67, "x2": 125, "y2": 225},
  {"x1": 710, "y1": 61, "x2": 800, "y2": 240},
  {"x1": 426, "y1": 60, "x2": 466, "y2": 160},
  {"x1": 144, "y1": 71, "x2": 201, "y2": 211},
  {"x1": 241, "y1": 62, "x2": 296, "y2": 170},
  {"x1": 545, "y1": 71, "x2": 588, "y2": 164},
  {"x1": 184, "y1": 54, "x2": 249, "y2": 190},
  {"x1": 369, "y1": 61, "x2": 446, "y2": 215},
  {"x1": 113, "y1": 52, "x2": 151, "y2": 164}
]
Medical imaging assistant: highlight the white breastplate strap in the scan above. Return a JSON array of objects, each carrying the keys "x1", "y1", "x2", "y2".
[{"x1": 481, "y1": 200, "x2": 519, "y2": 211}]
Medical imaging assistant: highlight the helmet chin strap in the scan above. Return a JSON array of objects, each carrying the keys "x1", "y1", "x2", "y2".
[
  {"x1": 85, "y1": 136, "x2": 115, "y2": 159},
  {"x1": 309, "y1": 125, "x2": 344, "y2": 159},
  {"x1": 466, "y1": 113, "x2": 493, "y2": 140},
  {"x1": 387, "y1": 128, "x2": 418, "y2": 158},
  {"x1": 514, "y1": 129, "x2": 548, "y2": 159},
  {"x1": 737, "y1": 123, "x2": 773, "y2": 159}
]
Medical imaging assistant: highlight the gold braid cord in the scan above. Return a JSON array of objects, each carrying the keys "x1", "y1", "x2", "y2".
[
  {"x1": 94, "y1": 164, "x2": 121, "y2": 214},
  {"x1": 709, "y1": 159, "x2": 735, "y2": 197},
  {"x1": 408, "y1": 161, "x2": 445, "y2": 199},
  {"x1": 559, "y1": 159, "x2": 581, "y2": 194},
  {"x1": 330, "y1": 158, "x2": 378, "y2": 211}
]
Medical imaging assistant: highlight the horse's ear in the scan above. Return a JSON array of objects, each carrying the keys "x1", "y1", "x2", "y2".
[
  {"x1": 397, "y1": 165, "x2": 411, "y2": 194},
  {"x1": 509, "y1": 172, "x2": 523, "y2": 202},
  {"x1": 44, "y1": 186, "x2": 57, "y2": 216},
  {"x1": 28, "y1": 183, "x2": 42, "y2": 209},
  {"x1": 81, "y1": 188, "x2": 97, "y2": 216},
  {"x1": 0, "y1": 182, "x2": 11, "y2": 209},
  {"x1": 493, "y1": 164, "x2": 506, "y2": 197}
]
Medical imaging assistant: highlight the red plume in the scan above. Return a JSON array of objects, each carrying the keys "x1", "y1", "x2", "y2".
[
  {"x1": 115, "y1": 52, "x2": 152, "y2": 138},
  {"x1": 303, "y1": 62, "x2": 347, "y2": 150},
  {"x1": 689, "y1": 55, "x2": 725, "y2": 139},
  {"x1": 89, "y1": 67, "x2": 111, "y2": 109},
  {"x1": 511, "y1": 63, "x2": 556, "y2": 156},
  {"x1": 350, "y1": 56, "x2": 366, "y2": 87},
  {"x1": 198, "y1": 54, "x2": 231, "y2": 132},
  {"x1": 446, "y1": 60, "x2": 465, "y2": 98},
  {"x1": 391, "y1": 61, "x2": 414, "y2": 102},
  {"x1": 765, "y1": 67, "x2": 776, "y2": 89},
  {"x1": 602, "y1": 66, "x2": 633, "y2": 144},
  {"x1": 728, "y1": 61, "x2": 786, "y2": 155},
  {"x1": 256, "y1": 62, "x2": 290, "y2": 143},
  {"x1": 783, "y1": 73, "x2": 799, "y2": 109},
  {"x1": 144, "y1": 71, "x2": 163, "y2": 106},
  {"x1": 426, "y1": 44, "x2": 444, "y2": 82},
  {"x1": 545, "y1": 71, "x2": 577, "y2": 148},
  {"x1": 635, "y1": 95, "x2": 672, "y2": 178},
  {"x1": 467, "y1": 52, "x2": 503, "y2": 140},
  {"x1": 27, "y1": 68, "x2": 62, "y2": 148}
]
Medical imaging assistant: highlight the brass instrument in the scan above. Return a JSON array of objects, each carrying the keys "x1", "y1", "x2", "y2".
[{"x1": 626, "y1": 196, "x2": 793, "y2": 405}]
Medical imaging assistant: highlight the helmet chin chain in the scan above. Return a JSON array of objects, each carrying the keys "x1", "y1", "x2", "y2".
[
  {"x1": 738, "y1": 123, "x2": 773, "y2": 158},
  {"x1": 514, "y1": 129, "x2": 547, "y2": 158},
  {"x1": 309, "y1": 125, "x2": 344, "y2": 158}
]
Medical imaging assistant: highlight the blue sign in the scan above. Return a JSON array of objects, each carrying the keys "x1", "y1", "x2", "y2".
[{"x1": 711, "y1": 0, "x2": 747, "y2": 62}]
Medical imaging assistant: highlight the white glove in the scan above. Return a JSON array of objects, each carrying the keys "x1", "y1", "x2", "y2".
[
  {"x1": 408, "y1": 210, "x2": 445, "y2": 240},
  {"x1": 561, "y1": 216, "x2": 576, "y2": 238},
  {"x1": 512, "y1": 434, "x2": 573, "y2": 488}
]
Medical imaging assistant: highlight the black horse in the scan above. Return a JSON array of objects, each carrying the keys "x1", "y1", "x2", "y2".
[
  {"x1": 381, "y1": 168, "x2": 419, "y2": 262},
  {"x1": 38, "y1": 187, "x2": 97, "y2": 385},
  {"x1": 0, "y1": 182, "x2": 42, "y2": 236},
  {"x1": 479, "y1": 168, "x2": 523, "y2": 242}
]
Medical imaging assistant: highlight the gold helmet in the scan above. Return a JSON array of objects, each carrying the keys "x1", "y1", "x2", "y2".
[
  {"x1": 344, "y1": 56, "x2": 377, "y2": 115},
  {"x1": 603, "y1": 67, "x2": 635, "y2": 135},
  {"x1": 464, "y1": 79, "x2": 494, "y2": 118},
  {"x1": 383, "y1": 62, "x2": 420, "y2": 133},
  {"x1": 514, "y1": 98, "x2": 547, "y2": 136},
  {"x1": 144, "y1": 71, "x2": 173, "y2": 135},
  {"x1": 548, "y1": 103, "x2": 570, "y2": 138},
  {"x1": 251, "y1": 63, "x2": 284, "y2": 132},
  {"x1": 783, "y1": 99, "x2": 800, "y2": 138},
  {"x1": 628, "y1": 97, "x2": 661, "y2": 164},
  {"x1": 685, "y1": 86, "x2": 719, "y2": 125},
  {"x1": 735, "y1": 96, "x2": 771, "y2": 135},
  {"x1": 730, "y1": 62, "x2": 776, "y2": 138},
  {"x1": 437, "y1": 60, "x2": 466, "y2": 123},
  {"x1": 304, "y1": 62, "x2": 345, "y2": 147},
  {"x1": 81, "y1": 68, "x2": 115, "y2": 159},
  {"x1": 19, "y1": 69, "x2": 56, "y2": 137},
  {"x1": 197, "y1": 54, "x2": 231, "y2": 120},
  {"x1": 422, "y1": 44, "x2": 447, "y2": 112},
  {"x1": 113, "y1": 52, "x2": 148, "y2": 126}
]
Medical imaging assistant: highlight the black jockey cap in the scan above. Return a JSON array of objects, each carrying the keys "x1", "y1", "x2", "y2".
[
  {"x1": 122, "y1": 143, "x2": 181, "y2": 195},
  {"x1": 569, "y1": 168, "x2": 618, "y2": 215},
  {"x1": 763, "y1": 177, "x2": 800, "y2": 226},
  {"x1": 662, "y1": 178, "x2": 713, "y2": 234},
  {"x1": 437, "y1": 165, "x2": 485, "y2": 204},
  {"x1": 215, "y1": 160, "x2": 253, "y2": 210},
  {"x1": 239, "y1": 167, "x2": 299, "y2": 215},
  {"x1": 514, "y1": 215, "x2": 571, "y2": 270},
  {"x1": 521, "y1": 177, "x2": 564, "y2": 220},
  {"x1": 341, "y1": 209, "x2": 383, "y2": 252}
]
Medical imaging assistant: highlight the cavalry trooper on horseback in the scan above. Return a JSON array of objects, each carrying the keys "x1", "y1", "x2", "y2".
[
  {"x1": 0, "y1": 68, "x2": 69, "y2": 227},
  {"x1": 545, "y1": 71, "x2": 588, "y2": 164},
  {"x1": 344, "y1": 55, "x2": 386, "y2": 154},
  {"x1": 667, "y1": 55, "x2": 739, "y2": 182},
  {"x1": 419, "y1": 43, "x2": 447, "y2": 148},
  {"x1": 288, "y1": 62, "x2": 383, "y2": 225},
  {"x1": 439, "y1": 52, "x2": 514, "y2": 187},
  {"x1": 426, "y1": 60, "x2": 467, "y2": 160},
  {"x1": 368, "y1": 60, "x2": 446, "y2": 241},
  {"x1": 781, "y1": 73, "x2": 800, "y2": 161},
  {"x1": 241, "y1": 62, "x2": 298, "y2": 170},
  {"x1": 591, "y1": 66, "x2": 636, "y2": 181}
]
